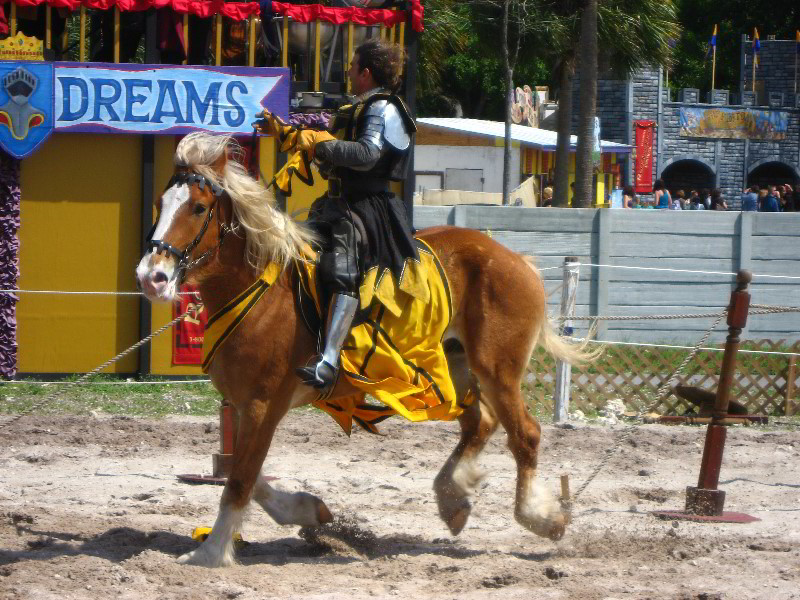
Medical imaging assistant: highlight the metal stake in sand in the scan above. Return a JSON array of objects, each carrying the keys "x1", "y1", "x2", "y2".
[
  {"x1": 654, "y1": 270, "x2": 760, "y2": 524},
  {"x1": 553, "y1": 256, "x2": 580, "y2": 423}
]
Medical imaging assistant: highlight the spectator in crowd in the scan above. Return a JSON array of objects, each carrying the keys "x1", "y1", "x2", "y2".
[
  {"x1": 757, "y1": 186, "x2": 769, "y2": 210},
  {"x1": 699, "y1": 188, "x2": 712, "y2": 209},
  {"x1": 541, "y1": 185, "x2": 553, "y2": 207},
  {"x1": 760, "y1": 186, "x2": 781, "y2": 212},
  {"x1": 710, "y1": 188, "x2": 727, "y2": 211},
  {"x1": 671, "y1": 189, "x2": 685, "y2": 210},
  {"x1": 688, "y1": 190, "x2": 705, "y2": 210},
  {"x1": 778, "y1": 185, "x2": 793, "y2": 212},
  {"x1": 793, "y1": 184, "x2": 800, "y2": 211},
  {"x1": 653, "y1": 179, "x2": 670, "y2": 209},
  {"x1": 623, "y1": 186, "x2": 636, "y2": 208},
  {"x1": 740, "y1": 186, "x2": 759, "y2": 211}
]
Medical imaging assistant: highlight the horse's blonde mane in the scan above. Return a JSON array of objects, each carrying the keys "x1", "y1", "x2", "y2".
[{"x1": 174, "y1": 132, "x2": 315, "y2": 272}]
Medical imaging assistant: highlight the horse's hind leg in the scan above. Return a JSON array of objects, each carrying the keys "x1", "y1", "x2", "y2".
[
  {"x1": 477, "y1": 375, "x2": 566, "y2": 541},
  {"x1": 434, "y1": 345, "x2": 498, "y2": 535}
]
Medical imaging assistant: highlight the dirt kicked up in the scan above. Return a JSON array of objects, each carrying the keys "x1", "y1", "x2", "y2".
[{"x1": 0, "y1": 410, "x2": 797, "y2": 600}]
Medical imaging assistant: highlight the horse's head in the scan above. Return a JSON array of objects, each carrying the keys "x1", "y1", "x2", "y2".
[{"x1": 136, "y1": 134, "x2": 234, "y2": 302}]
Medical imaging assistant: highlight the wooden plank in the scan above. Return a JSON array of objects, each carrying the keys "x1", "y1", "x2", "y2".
[
  {"x1": 601, "y1": 257, "x2": 738, "y2": 283},
  {"x1": 752, "y1": 236, "x2": 800, "y2": 260},
  {"x1": 608, "y1": 282, "x2": 735, "y2": 306},
  {"x1": 488, "y1": 231, "x2": 592, "y2": 256},
  {"x1": 458, "y1": 206, "x2": 597, "y2": 233},
  {"x1": 413, "y1": 206, "x2": 453, "y2": 229},
  {"x1": 752, "y1": 213, "x2": 800, "y2": 235},
  {"x1": 750, "y1": 258, "x2": 800, "y2": 278},
  {"x1": 602, "y1": 330, "x2": 733, "y2": 345},
  {"x1": 611, "y1": 210, "x2": 739, "y2": 235},
  {"x1": 611, "y1": 233, "x2": 736, "y2": 260}
]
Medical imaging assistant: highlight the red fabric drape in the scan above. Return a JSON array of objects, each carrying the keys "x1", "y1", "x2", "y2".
[
  {"x1": 634, "y1": 120, "x2": 655, "y2": 194},
  {"x1": 271, "y1": 1, "x2": 423, "y2": 32},
  {"x1": 2, "y1": 0, "x2": 423, "y2": 27}
]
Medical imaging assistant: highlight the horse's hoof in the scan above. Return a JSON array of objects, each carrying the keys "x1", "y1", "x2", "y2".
[
  {"x1": 176, "y1": 547, "x2": 234, "y2": 567},
  {"x1": 447, "y1": 505, "x2": 471, "y2": 535},
  {"x1": 547, "y1": 522, "x2": 566, "y2": 541},
  {"x1": 317, "y1": 501, "x2": 333, "y2": 525}
]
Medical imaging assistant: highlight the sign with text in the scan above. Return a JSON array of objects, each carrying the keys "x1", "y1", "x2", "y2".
[
  {"x1": 0, "y1": 61, "x2": 289, "y2": 157},
  {"x1": 679, "y1": 106, "x2": 788, "y2": 140},
  {"x1": 54, "y1": 63, "x2": 289, "y2": 135}
]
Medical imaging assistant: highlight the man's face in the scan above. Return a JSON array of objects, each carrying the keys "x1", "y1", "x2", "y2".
[{"x1": 348, "y1": 54, "x2": 371, "y2": 95}]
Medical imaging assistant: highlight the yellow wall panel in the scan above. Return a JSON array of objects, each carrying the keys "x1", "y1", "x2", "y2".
[{"x1": 18, "y1": 134, "x2": 142, "y2": 373}]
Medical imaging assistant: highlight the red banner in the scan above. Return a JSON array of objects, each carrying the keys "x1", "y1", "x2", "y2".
[
  {"x1": 634, "y1": 120, "x2": 655, "y2": 194},
  {"x1": 172, "y1": 285, "x2": 206, "y2": 366},
  {"x1": 3, "y1": 0, "x2": 423, "y2": 29}
]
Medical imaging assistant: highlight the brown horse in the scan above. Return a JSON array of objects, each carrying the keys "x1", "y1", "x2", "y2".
[{"x1": 136, "y1": 133, "x2": 593, "y2": 567}]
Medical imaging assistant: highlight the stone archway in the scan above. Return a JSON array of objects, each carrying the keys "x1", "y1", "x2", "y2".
[
  {"x1": 747, "y1": 158, "x2": 800, "y2": 189},
  {"x1": 659, "y1": 155, "x2": 716, "y2": 197}
]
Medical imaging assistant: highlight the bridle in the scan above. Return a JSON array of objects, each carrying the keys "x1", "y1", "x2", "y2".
[{"x1": 146, "y1": 171, "x2": 233, "y2": 284}]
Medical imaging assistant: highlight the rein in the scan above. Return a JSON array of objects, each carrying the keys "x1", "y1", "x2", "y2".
[{"x1": 147, "y1": 171, "x2": 233, "y2": 284}]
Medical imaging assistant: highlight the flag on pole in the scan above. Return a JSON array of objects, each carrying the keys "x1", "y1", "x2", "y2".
[
  {"x1": 705, "y1": 24, "x2": 717, "y2": 60},
  {"x1": 753, "y1": 28, "x2": 760, "y2": 68}
]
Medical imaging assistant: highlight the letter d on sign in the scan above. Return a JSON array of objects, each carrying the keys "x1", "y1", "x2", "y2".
[{"x1": 58, "y1": 77, "x2": 89, "y2": 121}]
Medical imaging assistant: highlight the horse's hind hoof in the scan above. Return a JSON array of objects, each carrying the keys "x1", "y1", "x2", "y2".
[
  {"x1": 447, "y1": 505, "x2": 471, "y2": 535},
  {"x1": 317, "y1": 500, "x2": 333, "y2": 524}
]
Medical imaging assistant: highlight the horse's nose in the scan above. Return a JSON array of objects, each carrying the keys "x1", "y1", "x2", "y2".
[{"x1": 139, "y1": 268, "x2": 169, "y2": 298}]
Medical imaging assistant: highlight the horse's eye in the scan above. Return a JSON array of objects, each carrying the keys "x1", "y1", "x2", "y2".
[{"x1": 193, "y1": 204, "x2": 207, "y2": 215}]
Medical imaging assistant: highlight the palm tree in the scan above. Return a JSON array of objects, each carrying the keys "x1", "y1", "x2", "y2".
[
  {"x1": 551, "y1": 0, "x2": 680, "y2": 206},
  {"x1": 573, "y1": 0, "x2": 597, "y2": 208}
]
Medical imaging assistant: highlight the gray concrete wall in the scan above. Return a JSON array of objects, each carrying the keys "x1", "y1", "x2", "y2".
[{"x1": 414, "y1": 206, "x2": 800, "y2": 344}]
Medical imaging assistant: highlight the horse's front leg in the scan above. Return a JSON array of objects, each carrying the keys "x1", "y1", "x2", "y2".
[
  {"x1": 177, "y1": 401, "x2": 281, "y2": 567},
  {"x1": 252, "y1": 476, "x2": 332, "y2": 526}
]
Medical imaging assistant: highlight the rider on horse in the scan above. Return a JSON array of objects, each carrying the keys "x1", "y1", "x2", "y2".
[{"x1": 290, "y1": 39, "x2": 417, "y2": 392}]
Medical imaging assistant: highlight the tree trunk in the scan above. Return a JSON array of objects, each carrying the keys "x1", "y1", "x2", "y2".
[
  {"x1": 501, "y1": 0, "x2": 512, "y2": 205},
  {"x1": 553, "y1": 63, "x2": 573, "y2": 207},
  {"x1": 574, "y1": 0, "x2": 597, "y2": 208}
]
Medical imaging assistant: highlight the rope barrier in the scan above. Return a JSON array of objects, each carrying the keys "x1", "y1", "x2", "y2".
[
  {"x1": 574, "y1": 262, "x2": 800, "y2": 281},
  {"x1": 566, "y1": 337, "x2": 800, "y2": 358},
  {"x1": 0, "y1": 289, "x2": 201, "y2": 296},
  {"x1": 0, "y1": 303, "x2": 204, "y2": 431},
  {"x1": 0, "y1": 379, "x2": 212, "y2": 386},
  {"x1": 571, "y1": 310, "x2": 727, "y2": 502}
]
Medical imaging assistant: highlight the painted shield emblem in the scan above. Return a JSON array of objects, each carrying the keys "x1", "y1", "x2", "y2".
[{"x1": 0, "y1": 62, "x2": 54, "y2": 158}]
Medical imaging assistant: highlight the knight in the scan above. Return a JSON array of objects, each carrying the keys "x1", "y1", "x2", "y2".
[{"x1": 293, "y1": 38, "x2": 418, "y2": 391}]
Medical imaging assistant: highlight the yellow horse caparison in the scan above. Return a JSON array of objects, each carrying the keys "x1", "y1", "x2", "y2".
[{"x1": 136, "y1": 133, "x2": 594, "y2": 567}]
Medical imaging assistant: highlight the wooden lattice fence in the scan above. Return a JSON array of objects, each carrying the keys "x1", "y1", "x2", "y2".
[{"x1": 524, "y1": 339, "x2": 799, "y2": 417}]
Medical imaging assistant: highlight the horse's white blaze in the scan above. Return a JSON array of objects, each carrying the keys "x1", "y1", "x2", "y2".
[
  {"x1": 135, "y1": 183, "x2": 190, "y2": 301},
  {"x1": 177, "y1": 503, "x2": 242, "y2": 567}
]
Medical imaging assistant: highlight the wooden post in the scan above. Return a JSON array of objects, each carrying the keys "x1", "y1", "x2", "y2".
[
  {"x1": 212, "y1": 401, "x2": 237, "y2": 478},
  {"x1": 79, "y1": 5, "x2": 87, "y2": 62},
  {"x1": 113, "y1": 7, "x2": 120, "y2": 64},
  {"x1": 215, "y1": 13, "x2": 223, "y2": 66},
  {"x1": 313, "y1": 20, "x2": 321, "y2": 92},
  {"x1": 685, "y1": 270, "x2": 751, "y2": 516},
  {"x1": 45, "y1": 5, "x2": 51, "y2": 50},
  {"x1": 282, "y1": 16, "x2": 289, "y2": 68},
  {"x1": 346, "y1": 21, "x2": 354, "y2": 94},
  {"x1": 248, "y1": 16, "x2": 257, "y2": 67},
  {"x1": 786, "y1": 354, "x2": 797, "y2": 416},
  {"x1": 183, "y1": 13, "x2": 189, "y2": 65},
  {"x1": 9, "y1": 2, "x2": 16, "y2": 37},
  {"x1": 553, "y1": 257, "x2": 580, "y2": 423}
]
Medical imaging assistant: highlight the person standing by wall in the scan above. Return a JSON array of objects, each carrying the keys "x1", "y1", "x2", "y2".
[
  {"x1": 760, "y1": 186, "x2": 781, "y2": 212},
  {"x1": 653, "y1": 179, "x2": 670, "y2": 209},
  {"x1": 740, "y1": 186, "x2": 759, "y2": 212},
  {"x1": 710, "y1": 188, "x2": 727, "y2": 211}
]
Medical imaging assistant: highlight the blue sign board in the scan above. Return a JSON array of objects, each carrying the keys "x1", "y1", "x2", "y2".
[{"x1": 0, "y1": 61, "x2": 290, "y2": 158}]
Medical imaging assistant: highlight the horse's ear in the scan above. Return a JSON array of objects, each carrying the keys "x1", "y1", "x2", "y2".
[{"x1": 211, "y1": 149, "x2": 228, "y2": 175}]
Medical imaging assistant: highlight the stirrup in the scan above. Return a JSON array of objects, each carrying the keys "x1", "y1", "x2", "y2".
[{"x1": 296, "y1": 357, "x2": 338, "y2": 390}]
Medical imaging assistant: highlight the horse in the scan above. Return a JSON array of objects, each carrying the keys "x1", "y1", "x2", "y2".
[{"x1": 135, "y1": 132, "x2": 594, "y2": 567}]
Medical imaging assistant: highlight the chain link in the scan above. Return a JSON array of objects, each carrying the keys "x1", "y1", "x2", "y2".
[{"x1": 0, "y1": 303, "x2": 203, "y2": 432}]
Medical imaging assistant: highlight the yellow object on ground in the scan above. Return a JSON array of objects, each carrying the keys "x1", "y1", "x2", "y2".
[{"x1": 191, "y1": 527, "x2": 247, "y2": 548}]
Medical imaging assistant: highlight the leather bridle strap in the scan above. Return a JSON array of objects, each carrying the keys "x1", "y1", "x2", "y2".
[{"x1": 146, "y1": 171, "x2": 232, "y2": 284}]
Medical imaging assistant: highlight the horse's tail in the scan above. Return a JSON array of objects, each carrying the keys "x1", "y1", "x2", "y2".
[{"x1": 522, "y1": 256, "x2": 603, "y2": 367}]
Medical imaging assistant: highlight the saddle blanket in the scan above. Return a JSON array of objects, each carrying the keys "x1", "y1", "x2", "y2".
[
  {"x1": 201, "y1": 239, "x2": 466, "y2": 435},
  {"x1": 298, "y1": 238, "x2": 465, "y2": 434}
]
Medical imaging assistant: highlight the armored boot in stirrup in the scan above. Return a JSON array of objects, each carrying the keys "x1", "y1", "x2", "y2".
[{"x1": 296, "y1": 293, "x2": 358, "y2": 391}]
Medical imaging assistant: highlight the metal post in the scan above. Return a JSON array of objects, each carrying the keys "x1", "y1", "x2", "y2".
[
  {"x1": 685, "y1": 270, "x2": 751, "y2": 516},
  {"x1": 553, "y1": 257, "x2": 580, "y2": 423}
]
